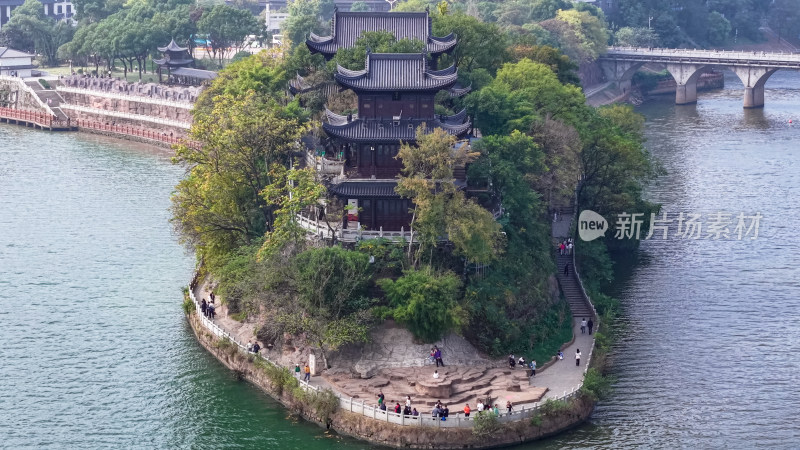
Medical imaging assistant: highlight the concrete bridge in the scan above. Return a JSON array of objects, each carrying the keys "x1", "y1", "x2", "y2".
[{"x1": 599, "y1": 47, "x2": 800, "y2": 108}]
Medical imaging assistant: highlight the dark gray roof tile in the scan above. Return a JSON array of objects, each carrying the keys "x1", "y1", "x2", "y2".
[
  {"x1": 335, "y1": 53, "x2": 457, "y2": 92},
  {"x1": 307, "y1": 11, "x2": 457, "y2": 57}
]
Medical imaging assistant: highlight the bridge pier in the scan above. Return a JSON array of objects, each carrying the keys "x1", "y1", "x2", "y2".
[
  {"x1": 730, "y1": 66, "x2": 777, "y2": 108},
  {"x1": 598, "y1": 59, "x2": 644, "y2": 95},
  {"x1": 664, "y1": 63, "x2": 710, "y2": 105}
]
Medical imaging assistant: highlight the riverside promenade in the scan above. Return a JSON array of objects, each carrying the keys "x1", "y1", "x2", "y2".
[{"x1": 186, "y1": 211, "x2": 598, "y2": 431}]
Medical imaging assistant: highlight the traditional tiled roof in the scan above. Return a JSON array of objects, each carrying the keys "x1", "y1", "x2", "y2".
[
  {"x1": 330, "y1": 180, "x2": 401, "y2": 198},
  {"x1": 335, "y1": 53, "x2": 458, "y2": 92},
  {"x1": 0, "y1": 47, "x2": 34, "y2": 59},
  {"x1": 322, "y1": 117, "x2": 471, "y2": 143},
  {"x1": 158, "y1": 39, "x2": 188, "y2": 53},
  {"x1": 307, "y1": 10, "x2": 457, "y2": 58},
  {"x1": 448, "y1": 84, "x2": 472, "y2": 97}
]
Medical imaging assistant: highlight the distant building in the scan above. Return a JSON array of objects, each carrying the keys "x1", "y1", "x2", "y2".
[
  {"x1": 0, "y1": 1, "x2": 75, "y2": 30},
  {"x1": 0, "y1": 47, "x2": 36, "y2": 77}
]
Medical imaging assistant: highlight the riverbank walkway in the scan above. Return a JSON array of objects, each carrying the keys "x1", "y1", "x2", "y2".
[{"x1": 188, "y1": 210, "x2": 597, "y2": 425}]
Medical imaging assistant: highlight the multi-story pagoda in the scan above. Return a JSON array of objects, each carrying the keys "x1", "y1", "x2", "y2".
[
  {"x1": 154, "y1": 39, "x2": 194, "y2": 82},
  {"x1": 307, "y1": 9, "x2": 457, "y2": 62},
  {"x1": 305, "y1": 16, "x2": 471, "y2": 234}
]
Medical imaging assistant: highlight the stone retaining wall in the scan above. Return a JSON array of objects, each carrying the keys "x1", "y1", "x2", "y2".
[
  {"x1": 59, "y1": 90, "x2": 193, "y2": 123},
  {"x1": 186, "y1": 311, "x2": 596, "y2": 449}
]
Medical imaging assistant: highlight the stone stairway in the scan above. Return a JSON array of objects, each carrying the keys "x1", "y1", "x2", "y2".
[
  {"x1": 25, "y1": 80, "x2": 69, "y2": 120},
  {"x1": 556, "y1": 253, "x2": 593, "y2": 319}
]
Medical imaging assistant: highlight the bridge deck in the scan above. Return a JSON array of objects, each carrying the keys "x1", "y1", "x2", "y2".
[{"x1": 605, "y1": 47, "x2": 800, "y2": 69}]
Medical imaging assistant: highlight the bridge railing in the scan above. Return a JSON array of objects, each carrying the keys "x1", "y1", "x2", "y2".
[{"x1": 606, "y1": 46, "x2": 800, "y2": 63}]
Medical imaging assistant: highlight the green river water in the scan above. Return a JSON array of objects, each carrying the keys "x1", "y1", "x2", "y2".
[{"x1": 2, "y1": 69, "x2": 798, "y2": 448}]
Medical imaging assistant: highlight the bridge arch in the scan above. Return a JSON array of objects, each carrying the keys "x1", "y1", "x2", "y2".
[
  {"x1": 728, "y1": 67, "x2": 778, "y2": 108},
  {"x1": 600, "y1": 47, "x2": 800, "y2": 108},
  {"x1": 664, "y1": 63, "x2": 712, "y2": 105}
]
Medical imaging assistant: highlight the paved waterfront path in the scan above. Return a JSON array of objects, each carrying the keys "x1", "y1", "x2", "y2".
[{"x1": 532, "y1": 212, "x2": 596, "y2": 399}]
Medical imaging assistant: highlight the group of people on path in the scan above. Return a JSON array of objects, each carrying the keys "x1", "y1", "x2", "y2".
[
  {"x1": 199, "y1": 292, "x2": 216, "y2": 318},
  {"x1": 376, "y1": 392, "x2": 517, "y2": 420},
  {"x1": 245, "y1": 340, "x2": 261, "y2": 354},
  {"x1": 558, "y1": 238, "x2": 574, "y2": 256},
  {"x1": 580, "y1": 317, "x2": 594, "y2": 335},
  {"x1": 429, "y1": 346, "x2": 444, "y2": 367},
  {"x1": 294, "y1": 363, "x2": 312, "y2": 382},
  {"x1": 508, "y1": 354, "x2": 537, "y2": 378},
  {"x1": 377, "y1": 392, "x2": 420, "y2": 416}
]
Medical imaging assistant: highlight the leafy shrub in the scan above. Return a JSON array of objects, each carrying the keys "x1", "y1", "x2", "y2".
[
  {"x1": 378, "y1": 268, "x2": 464, "y2": 342},
  {"x1": 231, "y1": 50, "x2": 253, "y2": 63},
  {"x1": 472, "y1": 411, "x2": 500, "y2": 437},
  {"x1": 539, "y1": 398, "x2": 570, "y2": 417},
  {"x1": 38, "y1": 79, "x2": 51, "y2": 89},
  {"x1": 182, "y1": 288, "x2": 196, "y2": 314},
  {"x1": 355, "y1": 238, "x2": 407, "y2": 275},
  {"x1": 580, "y1": 368, "x2": 614, "y2": 401}
]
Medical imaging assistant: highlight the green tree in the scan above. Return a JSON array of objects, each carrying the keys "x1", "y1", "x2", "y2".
[
  {"x1": 392, "y1": 0, "x2": 433, "y2": 12},
  {"x1": 198, "y1": 4, "x2": 260, "y2": 64},
  {"x1": 378, "y1": 269, "x2": 464, "y2": 342},
  {"x1": 282, "y1": 0, "x2": 323, "y2": 48},
  {"x1": 464, "y1": 58, "x2": 587, "y2": 136},
  {"x1": 433, "y1": 12, "x2": 509, "y2": 75},
  {"x1": 350, "y1": 1, "x2": 370, "y2": 12},
  {"x1": 333, "y1": 31, "x2": 424, "y2": 70},
  {"x1": 396, "y1": 126, "x2": 482, "y2": 265},
  {"x1": 259, "y1": 165, "x2": 327, "y2": 256},
  {"x1": 171, "y1": 91, "x2": 309, "y2": 271},
  {"x1": 73, "y1": 0, "x2": 126, "y2": 22},
  {"x1": 1, "y1": 0, "x2": 74, "y2": 67},
  {"x1": 706, "y1": 11, "x2": 731, "y2": 45},
  {"x1": 541, "y1": 9, "x2": 608, "y2": 63},
  {"x1": 768, "y1": 0, "x2": 800, "y2": 42},
  {"x1": 614, "y1": 27, "x2": 658, "y2": 47}
]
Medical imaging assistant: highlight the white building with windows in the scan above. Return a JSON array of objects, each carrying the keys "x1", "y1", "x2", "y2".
[
  {"x1": 0, "y1": 0, "x2": 75, "y2": 30},
  {"x1": 0, "y1": 47, "x2": 36, "y2": 77}
]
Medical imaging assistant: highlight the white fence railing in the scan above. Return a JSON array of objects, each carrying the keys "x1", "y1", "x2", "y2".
[
  {"x1": 60, "y1": 104, "x2": 191, "y2": 129},
  {"x1": 295, "y1": 213, "x2": 414, "y2": 243},
  {"x1": 305, "y1": 150, "x2": 345, "y2": 176},
  {"x1": 188, "y1": 276, "x2": 586, "y2": 427},
  {"x1": 57, "y1": 86, "x2": 195, "y2": 110}
]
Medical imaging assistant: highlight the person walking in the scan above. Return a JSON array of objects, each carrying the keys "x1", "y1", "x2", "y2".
[
  {"x1": 303, "y1": 363, "x2": 311, "y2": 382},
  {"x1": 575, "y1": 349, "x2": 581, "y2": 367},
  {"x1": 405, "y1": 395, "x2": 412, "y2": 408},
  {"x1": 530, "y1": 360, "x2": 536, "y2": 378},
  {"x1": 377, "y1": 391, "x2": 385, "y2": 407},
  {"x1": 295, "y1": 363, "x2": 301, "y2": 379},
  {"x1": 506, "y1": 400, "x2": 512, "y2": 414},
  {"x1": 563, "y1": 263, "x2": 569, "y2": 275},
  {"x1": 588, "y1": 318, "x2": 594, "y2": 335},
  {"x1": 580, "y1": 318, "x2": 587, "y2": 334}
]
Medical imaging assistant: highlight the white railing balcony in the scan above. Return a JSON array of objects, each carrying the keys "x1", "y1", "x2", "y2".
[
  {"x1": 306, "y1": 151, "x2": 345, "y2": 176},
  {"x1": 294, "y1": 213, "x2": 413, "y2": 243}
]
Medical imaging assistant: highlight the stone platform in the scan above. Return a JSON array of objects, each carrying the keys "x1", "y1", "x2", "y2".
[{"x1": 324, "y1": 364, "x2": 547, "y2": 412}]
